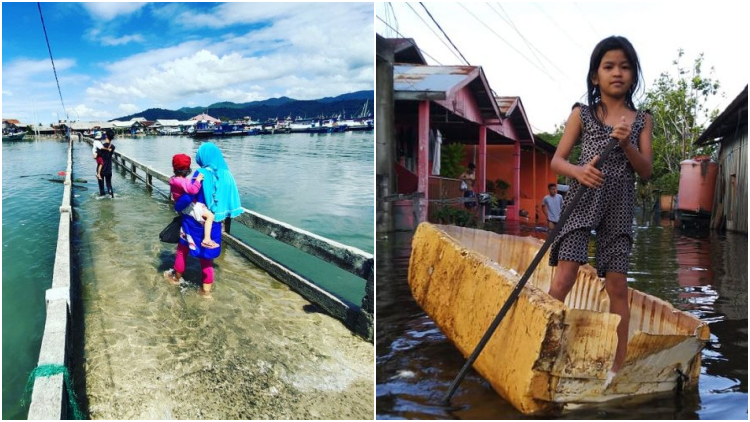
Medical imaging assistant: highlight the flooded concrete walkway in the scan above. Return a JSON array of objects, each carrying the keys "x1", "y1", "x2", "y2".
[{"x1": 71, "y1": 142, "x2": 373, "y2": 419}]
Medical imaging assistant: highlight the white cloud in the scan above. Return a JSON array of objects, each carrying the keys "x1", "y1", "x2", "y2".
[
  {"x1": 81, "y1": 2, "x2": 147, "y2": 21},
  {"x1": 1, "y1": 96, "x2": 67, "y2": 119},
  {"x1": 101, "y1": 34, "x2": 145, "y2": 46},
  {"x1": 180, "y1": 3, "x2": 299, "y2": 28},
  {"x1": 278, "y1": 73, "x2": 371, "y2": 100},
  {"x1": 85, "y1": 26, "x2": 145, "y2": 46},
  {"x1": 87, "y1": 49, "x2": 296, "y2": 105},
  {"x1": 216, "y1": 89, "x2": 266, "y2": 103},
  {"x1": 71, "y1": 104, "x2": 111, "y2": 120},
  {"x1": 76, "y1": 3, "x2": 373, "y2": 113},
  {"x1": 2, "y1": 58, "x2": 76, "y2": 85},
  {"x1": 145, "y1": 50, "x2": 273, "y2": 97},
  {"x1": 86, "y1": 82, "x2": 147, "y2": 103},
  {"x1": 118, "y1": 104, "x2": 140, "y2": 114},
  {"x1": 4, "y1": 3, "x2": 373, "y2": 126}
]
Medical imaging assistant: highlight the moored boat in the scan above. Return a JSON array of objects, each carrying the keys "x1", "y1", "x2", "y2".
[{"x1": 2, "y1": 131, "x2": 27, "y2": 141}]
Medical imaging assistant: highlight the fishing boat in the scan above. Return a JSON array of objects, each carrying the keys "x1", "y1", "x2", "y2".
[
  {"x1": 2, "y1": 131, "x2": 27, "y2": 141},
  {"x1": 289, "y1": 119, "x2": 328, "y2": 133},
  {"x1": 339, "y1": 100, "x2": 374, "y2": 131},
  {"x1": 158, "y1": 127, "x2": 182, "y2": 136},
  {"x1": 192, "y1": 120, "x2": 217, "y2": 138},
  {"x1": 408, "y1": 223, "x2": 709, "y2": 415},
  {"x1": 341, "y1": 118, "x2": 373, "y2": 131}
]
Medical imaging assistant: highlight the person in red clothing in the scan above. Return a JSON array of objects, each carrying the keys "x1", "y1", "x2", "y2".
[{"x1": 168, "y1": 154, "x2": 217, "y2": 249}]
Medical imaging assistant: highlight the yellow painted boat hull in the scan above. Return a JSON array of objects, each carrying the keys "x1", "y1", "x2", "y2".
[{"x1": 408, "y1": 223, "x2": 709, "y2": 415}]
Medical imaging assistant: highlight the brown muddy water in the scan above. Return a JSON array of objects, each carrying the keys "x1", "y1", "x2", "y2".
[{"x1": 376, "y1": 218, "x2": 747, "y2": 419}]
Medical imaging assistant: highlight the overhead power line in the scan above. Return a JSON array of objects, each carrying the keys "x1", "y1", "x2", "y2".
[
  {"x1": 419, "y1": 3, "x2": 470, "y2": 65},
  {"x1": 405, "y1": 2, "x2": 465, "y2": 65},
  {"x1": 376, "y1": 15, "x2": 443, "y2": 65},
  {"x1": 37, "y1": 2, "x2": 68, "y2": 120}
]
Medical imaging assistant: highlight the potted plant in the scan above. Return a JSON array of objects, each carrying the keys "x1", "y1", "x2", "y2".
[{"x1": 495, "y1": 178, "x2": 511, "y2": 207}]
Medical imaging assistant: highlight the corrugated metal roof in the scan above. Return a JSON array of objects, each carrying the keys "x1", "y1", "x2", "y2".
[
  {"x1": 394, "y1": 64, "x2": 476, "y2": 93},
  {"x1": 696, "y1": 85, "x2": 748, "y2": 145},
  {"x1": 390, "y1": 38, "x2": 417, "y2": 54},
  {"x1": 155, "y1": 119, "x2": 180, "y2": 126},
  {"x1": 190, "y1": 113, "x2": 221, "y2": 122},
  {"x1": 495, "y1": 96, "x2": 518, "y2": 116},
  {"x1": 386, "y1": 38, "x2": 427, "y2": 65},
  {"x1": 495, "y1": 95, "x2": 534, "y2": 142},
  {"x1": 394, "y1": 64, "x2": 502, "y2": 124}
]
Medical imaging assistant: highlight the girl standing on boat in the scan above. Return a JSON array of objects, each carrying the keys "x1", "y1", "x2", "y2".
[{"x1": 547, "y1": 35, "x2": 653, "y2": 381}]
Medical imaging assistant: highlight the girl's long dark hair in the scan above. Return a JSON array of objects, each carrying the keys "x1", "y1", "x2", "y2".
[{"x1": 586, "y1": 36, "x2": 642, "y2": 125}]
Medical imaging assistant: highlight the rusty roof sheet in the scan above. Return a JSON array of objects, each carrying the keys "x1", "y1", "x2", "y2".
[
  {"x1": 394, "y1": 64, "x2": 477, "y2": 93},
  {"x1": 495, "y1": 96, "x2": 519, "y2": 116}
]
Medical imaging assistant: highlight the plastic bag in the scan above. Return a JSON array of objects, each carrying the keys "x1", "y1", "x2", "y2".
[
  {"x1": 460, "y1": 180, "x2": 468, "y2": 191},
  {"x1": 159, "y1": 215, "x2": 182, "y2": 243}
]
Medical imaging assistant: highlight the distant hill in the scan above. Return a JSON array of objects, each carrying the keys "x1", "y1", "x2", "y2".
[
  {"x1": 114, "y1": 91, "x2": 373, "y2": 122},
  {"x1": 176, "y1": 96, "x2": 296, "y2": 115},
  {"x1": 317, "y1": 90, "x2": 373, "y2": 103},
  {"x1": 120, "y1": 108, "x2": 189, "y2": 120}
]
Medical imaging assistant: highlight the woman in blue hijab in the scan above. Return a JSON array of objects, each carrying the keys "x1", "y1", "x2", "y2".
[
  {"x1": 195, "y1": 142, "x2": 243, "y2": 220},
  {"x1": 166, "y1": 142, "x2": 242, "y2": 297}
]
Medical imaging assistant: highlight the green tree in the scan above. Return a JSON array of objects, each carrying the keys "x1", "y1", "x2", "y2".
[
  {"x1": 639, "y1": 50, "x2": 721, "y2": 195},
  {"x1": 440, "y1": 142, "x2": 466, "y2": 178},
  {"x1": 538, "y1": 121, "x2": 581, "y2": 184}
]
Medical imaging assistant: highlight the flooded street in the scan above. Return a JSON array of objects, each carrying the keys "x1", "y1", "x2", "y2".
[{"x1": 375, "y1": 219, "x2": 747, "y2": 419}]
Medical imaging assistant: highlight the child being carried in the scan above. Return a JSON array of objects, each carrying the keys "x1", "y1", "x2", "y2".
[{"x1": 169, "y1": 153, "x2": 218, "y2": 249}]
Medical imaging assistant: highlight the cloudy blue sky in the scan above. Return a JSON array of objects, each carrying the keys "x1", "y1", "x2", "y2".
[{"x1": 2, "y1": 2, "x2": 374, "y2": 125}]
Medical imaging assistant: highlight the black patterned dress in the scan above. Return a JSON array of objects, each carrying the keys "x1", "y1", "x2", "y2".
[{"x1": 549, "y1": 103, "x2": 647, "y2": 277}]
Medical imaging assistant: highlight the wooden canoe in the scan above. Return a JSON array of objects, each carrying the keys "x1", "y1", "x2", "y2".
[{"x1": 408, "y1": 223, "x2": 709, "y2": 415}]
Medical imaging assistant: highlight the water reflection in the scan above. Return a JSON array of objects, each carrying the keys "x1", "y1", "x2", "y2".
[{"x1": 104, "y1": 133, "x2": 374, "y2": 253}]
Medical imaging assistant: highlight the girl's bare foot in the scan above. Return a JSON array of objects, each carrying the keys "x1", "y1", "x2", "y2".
[
  {"x1": 163, "y1": 270, "x2": 180, "y2": 286},
  {"x1": 197, "y1": 287, "x2": 212, "y2": 298}
]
